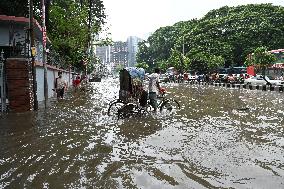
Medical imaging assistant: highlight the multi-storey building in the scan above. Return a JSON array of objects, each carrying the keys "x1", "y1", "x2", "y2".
[
  {"x1": 127, "y1": 36, "x2": 142, "y2": 67},
  {"x1": 111, "y1": 41, "x2": 128, "y2": 69},
  {"x1": 95, "y1": 45, "x2": 111, "y2": 65},
  {"x1": 95, "y1": 37, "x2": 143, "y2": 71}
]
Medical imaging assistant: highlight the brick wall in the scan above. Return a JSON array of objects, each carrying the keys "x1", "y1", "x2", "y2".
[{"x1": 6, "y1": 58, "x2": 34, "y2": 112}]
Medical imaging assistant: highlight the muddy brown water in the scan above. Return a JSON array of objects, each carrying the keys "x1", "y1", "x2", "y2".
[{"x1": 0, "y1": 78, "x2": 284, "y2": 188}]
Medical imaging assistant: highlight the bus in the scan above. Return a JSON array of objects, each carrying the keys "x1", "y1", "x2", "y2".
[
  {"x1": 270, "y1": 49, "x2": 284, "y2": 68},
  {"x1": 247, "y1": 49, "x2": 284, "y2": 77},
  {"x1": 218, "y1": 67, "x2": 248, "y2": 77}
]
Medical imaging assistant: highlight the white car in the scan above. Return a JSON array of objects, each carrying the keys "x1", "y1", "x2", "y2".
[
  {"x1": 188, "y1": 74, "x2": 197, "y2": 81},
  {"x1": 244, "y1": 75, "x2": 284, "y2": 86}
]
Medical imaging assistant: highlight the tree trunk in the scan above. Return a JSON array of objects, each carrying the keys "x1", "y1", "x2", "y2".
[{"x1": 262, "y1": 66, "x2": 271, "y2": 85}]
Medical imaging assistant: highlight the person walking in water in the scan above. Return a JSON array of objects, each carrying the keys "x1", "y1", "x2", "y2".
[
  {"x1": 73, "y1": 75, "x2": 81, "y2": 92},
  {"x1": 55, "y1": 72, "x2": 67, "y2": 99},
  {"x1": 148, "y1": 68, "x2": 161, "y2": 111}
]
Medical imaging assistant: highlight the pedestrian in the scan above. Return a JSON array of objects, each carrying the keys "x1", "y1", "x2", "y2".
[
  {"x1": 55, "y1": 72, "x2": 67, "y2": 99},
  {"x1": 148, "y1": 68, "x2": 161, "y2": 111},
  {"x1": 73, "y1": 75, "x2": 81, "y2": 92}
]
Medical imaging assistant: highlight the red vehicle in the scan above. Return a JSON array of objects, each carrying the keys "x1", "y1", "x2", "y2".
[{"x1": 247, "y1": 49, "x2": 284, "y2": 77}]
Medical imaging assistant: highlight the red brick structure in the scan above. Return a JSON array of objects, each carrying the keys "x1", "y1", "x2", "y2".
[{"x1": 6, "y1": 58, "x2": 34, "y2": 112}]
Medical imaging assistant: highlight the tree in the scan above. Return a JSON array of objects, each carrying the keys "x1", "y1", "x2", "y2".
[
  {"x1": 137, "y1": 41, "x2": 154, "y2": 69},
  {"x1": 48, "y1": 0, "x2": 106, "y2": 70},
  {"x1": 137, "y1": 4, "x2": 284, "y2": 71},
  {"x1": 208, "y1": 55, "x2": 225, "y2": 71},
  {"x1": 136, "y1": 62, "x2": 149, "y2": 71},
  {"x1": 156, "y1": 60, "x2": 170, "y2": 72},
  {"x1": 245, "y1": 47, "x2": 276, "y2": 78},
  {"x1": 0, "y1": 0, "x2": 107, "y2": 72},
  {"x1": 194, "y1": 3, "x2": 284, "y2": 65},
  {"x1": 115, "y1": 64, "x2": 124, "y2": 73}
]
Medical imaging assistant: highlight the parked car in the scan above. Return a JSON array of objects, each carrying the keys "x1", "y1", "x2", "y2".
[
  {"x1": 244, "y1": 75, "x2": 284, "y2": 86},
  {"x1": 188, "y1": 74, "x2": 197, "y2": 81},
  {"x1": 196, "y1": 74, "x2": 204, "y2": 82}
]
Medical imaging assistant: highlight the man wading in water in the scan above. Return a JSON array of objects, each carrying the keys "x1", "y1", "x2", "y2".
[
  {"x1": 55, "y1": 72, "x2": 67, "y2": 99},
  {"x1": 148, "y1": 68, "x2": 161, "y2": 112}
]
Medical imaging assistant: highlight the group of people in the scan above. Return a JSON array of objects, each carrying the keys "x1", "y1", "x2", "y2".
[{"x1": 54, "y1": 72, "x2": 82, "y2": 100}]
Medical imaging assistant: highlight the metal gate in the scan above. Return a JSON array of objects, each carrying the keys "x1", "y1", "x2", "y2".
[{"x1": 0, "y1": 50, "x2": 6, "y2": 113}]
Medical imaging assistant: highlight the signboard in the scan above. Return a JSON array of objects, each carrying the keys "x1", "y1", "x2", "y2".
[{"x1": 31, "y1": 47, "x2": 37, "y2": 56}]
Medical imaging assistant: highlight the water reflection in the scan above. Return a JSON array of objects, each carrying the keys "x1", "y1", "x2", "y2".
[{"x1": 0, "y1": 79, "x2": 284, "y2": 188}]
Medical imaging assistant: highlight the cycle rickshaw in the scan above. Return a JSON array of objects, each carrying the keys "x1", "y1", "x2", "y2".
[{"x1": 107, "y1": 67, "x2": 180, "y2": 118}]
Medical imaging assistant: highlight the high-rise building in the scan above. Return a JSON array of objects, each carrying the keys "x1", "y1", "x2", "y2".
[
  {"x1": 127, "y1": 36, "x2": 142, "y2": 67},
  {"x1": 111, "y1": 41, "x2": 128, "y2": 69},
  {"x1": 95, "y1": 45, "x2": 111, "y2": 65},
  {"x1": 94, "y1": 37, "x2": 143, "y2": 71}
]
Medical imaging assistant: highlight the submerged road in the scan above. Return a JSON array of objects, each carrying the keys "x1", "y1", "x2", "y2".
[{"x1": 0, "y1": 78, "x2": 284, "y2": 188}]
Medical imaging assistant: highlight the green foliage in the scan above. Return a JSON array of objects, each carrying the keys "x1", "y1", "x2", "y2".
[
  {"x1": 187, "y1": 51, "x2": 209, "y2": 72},
  {"x1": 186, "y1": 49, "x2": 224, "y2": 72},
  {"x1": 87, "y1": 62, "x2": 94, "y2": 74},
  {"x1": 245, "y1": 47, "x2": 276, "y2": 70},
  {"x1": 198, "y1": 3, "x2": 284, "y2": 66},
  {"x1": 48, "y1": 0, "x2": 106, "y2": 71},
  {"x1": 136, "y1": 62, "x2": 149, "y2": 71},
  {"x1": 208, "y1": 55, "x2": 225, "y2": 71},
  {"x1": 0, "y1": 0, "x2": 106, "y2": 72},
  {"x1": 137, "y1": 4, "x2": 284, "y2": 73},
  {"x1": 115, "y1": 64, "x2": 124, "y2": 73},
  {"x1": 137, "y1": 40, "x2": 154, "y2": 69},
  {"x1": 156, "y1": 60, "x2": 168, "y2": 72}
]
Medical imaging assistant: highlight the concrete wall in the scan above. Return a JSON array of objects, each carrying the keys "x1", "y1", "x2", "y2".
[
  {"x1": 36, "y1": 67, "x2": 44, "y2": 102},
  {"x1": 36, "y1": 67, "x2": 73, "y2": 102}
]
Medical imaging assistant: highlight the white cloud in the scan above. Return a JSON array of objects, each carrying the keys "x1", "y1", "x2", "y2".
[{"x1": 102, "y1": 0, "x2": 284, "y2": 41}]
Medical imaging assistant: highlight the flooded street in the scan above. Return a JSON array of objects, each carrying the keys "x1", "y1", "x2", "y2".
[{"x1": 1, "y1": 78, "x2": 284, "y2": 188}]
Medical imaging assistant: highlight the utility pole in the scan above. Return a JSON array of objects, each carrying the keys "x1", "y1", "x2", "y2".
[
  {"x1": 29, "y1": 0, "x2": 38, "y2": 110},
  {"x1": 42, "y1": 0, "x2": 48, "y2": 108},
  {"x1": 85, "y1": 0, "x2": 93, "y2": 81}
]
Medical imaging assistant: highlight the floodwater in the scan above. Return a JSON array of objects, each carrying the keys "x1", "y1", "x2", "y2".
[{"x1": 0, "y1": 78, "x2": 284, "y2": 188}]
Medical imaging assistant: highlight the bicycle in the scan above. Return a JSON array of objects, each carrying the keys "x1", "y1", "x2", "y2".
[
  {"x1": 144, "y1": 88, "x2": 180, "y2": 113},
  {"x1": 107, "y1": 88, "x2": 180, "y2": 118}
]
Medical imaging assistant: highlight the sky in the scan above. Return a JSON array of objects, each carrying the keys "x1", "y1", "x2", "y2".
[{"x1": 102, "y1": 0, "x2": 284, "y2": 41}]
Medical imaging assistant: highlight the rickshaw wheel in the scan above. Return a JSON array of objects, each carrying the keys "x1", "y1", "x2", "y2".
[
  {"x1": 107, "y1": 101, "x2": 125, "y2": 116},
  {"x1": 117, "y1": 103, "x2": 140, "y2": 118},
  {"x1": 138, "y1": 104, "x2": 153, "y2": 115},
  {"x1": 160, "y1": 99, "x2": 180, "y2": 113}
]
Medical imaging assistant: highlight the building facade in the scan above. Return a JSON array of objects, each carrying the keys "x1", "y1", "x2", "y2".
[
  {"x1": 111, "y1": 41, "x2": 128, "y2": 69},
  {"x1": 94, "y1": 37, "x2": 142, "y2": 71},
  {"x1": 127, "y1": 36, "x2": 142, "y2": 67},
  {"x1": 0, "y1": 15, "x2": 74, "y2": 112},
  {"x1": 95, "y1": 45, "x2": 111, "y2": 65}
]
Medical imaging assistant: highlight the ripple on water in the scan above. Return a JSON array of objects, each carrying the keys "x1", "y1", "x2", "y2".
[{"x1": 0, "y1": 79, "x2": 284, "y2": 188}]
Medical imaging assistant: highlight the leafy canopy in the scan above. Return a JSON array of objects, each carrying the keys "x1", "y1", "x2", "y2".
[
  {"x1": 137, "y1": 4, "x2": 284, "y2": 73},
  {"x1": 0, "y1": 0, "x2": 107, "y2": 71}
]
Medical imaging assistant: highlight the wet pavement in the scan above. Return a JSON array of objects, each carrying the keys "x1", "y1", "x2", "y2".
[{"x1": 0, "y1": 78, "x2": 284, "y2": 188}]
